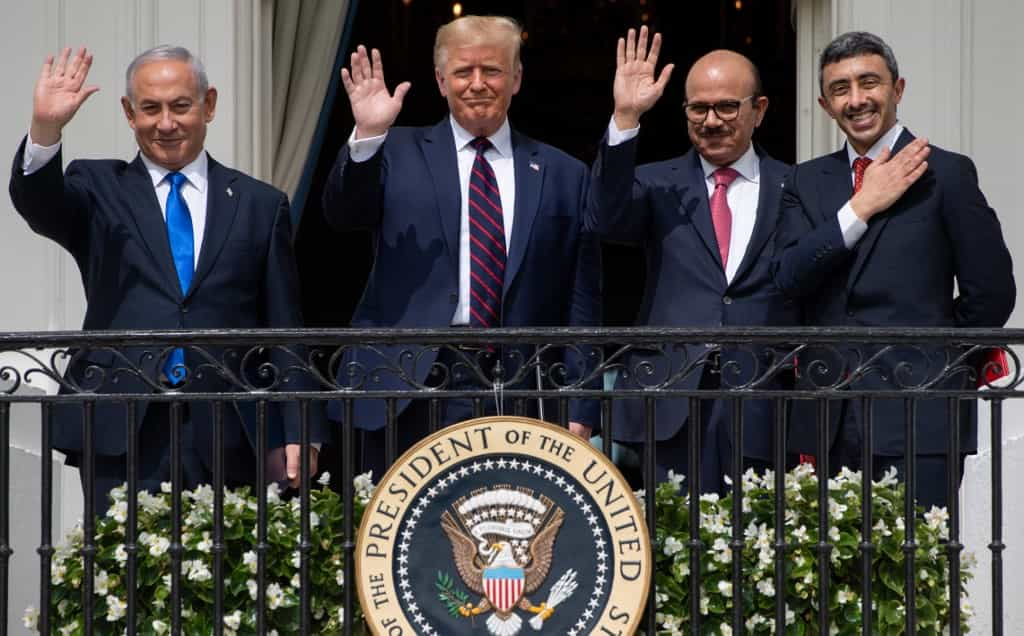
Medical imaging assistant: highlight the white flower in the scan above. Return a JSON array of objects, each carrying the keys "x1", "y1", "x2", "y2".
[
  {"x1": 243, "y1": 550, "x2": 258, "y2": 573},
  {"x1": 655, "y1": 591, "x2": 668, "y2": 608},
  {"x1": 160, "y1": 481, "x2": 172, "y2": 493},
  {"x1": 336, "y1": 569, "x2": 345, "y2": 586},
  {"x1": 720, "y1": 623, "x2": 733, "y2": 635},
  {"x1": 717, "y1": 580, "x2": 733, "y2": 597},
  {"x1": 310, "y1": 511, "x2": 320, "y2": 527},
  {"x1": 756, "y1": 578, "x2": 775, "y2": 597},
  {"x1": 836, "y1": 587, "x2": 856, "y2": 605},
  {"x1": 791, "y1": 525, "x2": 809, "y2": 543},
  {"x1": 57, "y1": 620, "x2": 78, "y2": 636},
  {"x1": 700, "y1": 593, "x2": 709, "y2": 615},
  {"x1": 224, "y1": 610, "x2": 242, "y2": 630},
  {"x1": 712, "y1": 538, "x2": 732, "y2": 564},
  {"x1": 22, "y1": 605, "x2": 38, "y2": 630},
  {"x1": 746, "y1": 614, "x2": 766, "y2": 631},
  {"x1": 663, "y1": 535, "x2": 684, "y2": 556},
  {"x1": 267, "y1": 482, "x2": 282, "y2": 503},
  {"x1": 114, "y1": 544, "x2": 128, "y2": 566},
  {"x1": 292, "y1": 550, "x2": 302, "y2": 569},
  {"x1": 338, "y1": 606, "x2": 346, "y2": 624},
  {"x1": 95, "y1": 569, "x2": 110, "y2": 596},
  {"x1": 924, "y1": 506, "x2": 950, "y2": 538},
  {"x1": 151, "y1": 619, "x2": 169, "y2": 634},
  {"x1": 247, "y1": 579, "x2": 259, "y2": 601},
  {"x1": 57, "y1": 599, "x2": 69, "y2": 617},
  {"x1": 666, "y1": 469, "x2": 685, "y2": 491},
  {"x1": 138, "y1": 491, "x2": 169, "y2": 514},
  {"x1": 105, "y1": 595, "x2": 127, "y2": 622},
  {"x1": 51, "y1": 562, "x2": 67, "y2": 585},
  {"x1": 874, "y1": 518, "x2": 892, "y2": 537},
  {"x1": 318, "y1": 471, "x2": 331, "y2": 486},
  {"x1": 266, "y1": 582, "x2": 285, "y2": 610},
  {"x1": 354, "y1": 471, "x2": 375, "y2": 501},
  {"x1": 106, "y1": 500, "x2": 128, "y2": 524},
  {"x1": 148, "y1": 536, "x2": 170, "y2": 557},
  {"x1": 196, "y1": 532, "x2": 213, "y2": 553},
  {"x1": 291, "y1": 573, "x2": 301, "y2": 589},
  {"x1": 185, "y1": 559, "x2": 212, "y2": 582}
]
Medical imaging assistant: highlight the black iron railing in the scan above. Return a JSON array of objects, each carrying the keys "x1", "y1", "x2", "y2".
[{"x1": 0, "y1": 327, "x2": 1017, "y2": 635}]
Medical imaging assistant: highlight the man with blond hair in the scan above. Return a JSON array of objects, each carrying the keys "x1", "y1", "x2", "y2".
[{"x1": 321, "y1": 16, "x2": 601, "y2": 476}]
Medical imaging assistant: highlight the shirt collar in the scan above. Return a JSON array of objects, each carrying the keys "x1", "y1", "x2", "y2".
[
  {"x1": 699, "y1": 143, "x2": 760, "y2": 184},
  {"x1": 450, "y1": 115, "x2": 513, "y2": 158},
  {"x1": 845, "y1": 122, "x2": 904, "y2": 166},
  {"x1": 140, "y1": 151, "x2": 209, "y2": 193}
]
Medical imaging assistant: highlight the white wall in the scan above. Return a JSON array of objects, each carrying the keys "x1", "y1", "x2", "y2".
[
  {"x1": 0, "y1": 1, "x2": 271, "y2": 632},
  {"x1": 797, "y1": 0, "x2": 1024, "y2": 632}
]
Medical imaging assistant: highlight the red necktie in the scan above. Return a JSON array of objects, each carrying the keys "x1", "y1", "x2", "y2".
[
  {"x1": 709, "y1": 167, "x2": 739, "y2": 269},
  {"x1": 853, "y1": 156, "x2": 872, "y2": 193},
  {"x1": 467, "y1": 137, "x2": 506, "y2": 327}
]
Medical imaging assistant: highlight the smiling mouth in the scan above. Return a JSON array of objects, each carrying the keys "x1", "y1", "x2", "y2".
[{"x1": 845, "y1": 110, "x2": 877, "y2": 126}]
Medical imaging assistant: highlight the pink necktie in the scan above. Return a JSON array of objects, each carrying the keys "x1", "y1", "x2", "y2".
[{"x1": 710, "y1": 167, "x2": 739, "y2": 269}]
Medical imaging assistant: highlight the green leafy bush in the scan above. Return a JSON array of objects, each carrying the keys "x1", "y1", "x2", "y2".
[{"x1": 647, "y1": 464, "x2": 974, "y2": 635}]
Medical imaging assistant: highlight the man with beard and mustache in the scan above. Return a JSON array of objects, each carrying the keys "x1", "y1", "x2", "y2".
[
  {"x1": 774, "y1": 31, "x2": 1014, "y2": 510},
  {"x1": 586, "y1": 28, "x2": 799, "y2": 490},
  {"x1": 321, "y1": 16, "x2": 601, "y2": 478}
]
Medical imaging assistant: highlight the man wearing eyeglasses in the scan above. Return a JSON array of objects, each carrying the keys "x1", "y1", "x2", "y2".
[
  {"x1": 586, "y1": 28, "x2": 799, "y2": 490},
  {"x1": 774, "y1": 31, "x2": 1014, "y2": 510}
]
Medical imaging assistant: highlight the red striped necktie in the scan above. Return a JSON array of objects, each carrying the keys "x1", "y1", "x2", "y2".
[{"x1": 467, "y1": 137, "x2": 506, "y2": 327}]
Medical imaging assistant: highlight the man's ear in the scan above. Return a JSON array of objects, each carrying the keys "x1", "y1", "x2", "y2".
[
  {"x1": 435, "y1": 68, "x2": 448, "y2": 97},
  {"x1": 203, "y1": 87, "x2": 218, "y2": 123},
  {"x1": 121, "y1": 97, "x2": 136, "y2": 129}
]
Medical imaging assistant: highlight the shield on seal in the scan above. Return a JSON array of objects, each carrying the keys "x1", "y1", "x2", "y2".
[{"x1": 482, "y1": 566, "x2": 525, "y2": 613}]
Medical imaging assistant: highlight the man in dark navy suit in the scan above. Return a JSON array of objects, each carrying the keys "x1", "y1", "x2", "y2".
[
  {"x1": 9, "y1": 46, "x2": 326, "y2": 507},
  {"x1": 775, "y1": 31, "x2": 1015, "y2": 510},
  {"x1": 321, "y1": 16, "x2": 601, "y2": 477},
  {"x1": 586, "y1": 28, "x2": 799, "y2": 489}
]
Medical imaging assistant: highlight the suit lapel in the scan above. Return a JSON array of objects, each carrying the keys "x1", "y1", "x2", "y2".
[
  {"x1": 731, "y1": 152, "x2": 786, "y2": 284},
  {"x1": 504, "y1": 131, "x2": 543, "y2": 299},
  {"x1": 845, "y1": 129, "x2": 915, "y2": 292},
  {"x1": 676, "y1": 151, "x2": 725, "y2": 275},
  {"x1": 422, "y1": 120, "x2": 462, "y2": 273},
  {"x1": 121, "y1": 156, "x2": 182, "y2": 299},
  {"x1": 187, "y1": 155, "x2": 240, "y2": 300}
]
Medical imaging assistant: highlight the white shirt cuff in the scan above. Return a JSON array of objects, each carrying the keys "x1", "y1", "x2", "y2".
[
  {"x1": 23, "y1": 133, "x2": 62, "y2": 175},
  {"x1": 347, "y1": 129, "x2": 387, "y2": 163},
  {"x1": 606, "y1": 116, "x2": 639, "y2": 147},
  {"x1": 837, "y1": 202, "x2": 868, "y2": 248}
]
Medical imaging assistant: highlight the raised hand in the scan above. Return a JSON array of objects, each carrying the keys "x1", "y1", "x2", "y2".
[
  {"x1": 613, "y1": 26, "x2": 674, "y2": 131},
  {"x1": 341, "y1": 45, "x2": 410, "y2": 139},
  {"x1": 850, "y1": 137, "x2": 931, "y2": 221},
  {"x1": 31, "y1": 47, "x2": 100, "y2": 146}
]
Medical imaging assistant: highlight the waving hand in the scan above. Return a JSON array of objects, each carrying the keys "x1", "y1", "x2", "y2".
[
  {"x1": 31, "y1": 47, "x2": 100, "y2": 146},
  {"x1": 341, "y1": 45, "x2": 411, "y2": 139},
  {"x1": 613, "y1": 26, "x2": 674, "y2": 131}
]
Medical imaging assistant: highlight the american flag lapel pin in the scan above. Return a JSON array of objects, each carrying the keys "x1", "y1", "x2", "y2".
[
  {"x1": 226, "y1": 187, "x2": 233, "y2": 197},
  {"x1": 529, "y1": 162, "x2": 540, "y2": 172}
]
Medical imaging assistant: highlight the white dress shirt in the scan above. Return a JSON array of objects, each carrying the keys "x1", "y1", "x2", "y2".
[
  {"x1": 835, "y1": 122, "x2": 905, "y2": 248},
  {"x1": 347, "y1": 117, "x2": 517, "y2": 324},
  {"x1": 607, "y1": 117, "x2": 760, "y2": 283},
  {"x1": 23, "y1": 134, "x2": 210, "y2": 269}
]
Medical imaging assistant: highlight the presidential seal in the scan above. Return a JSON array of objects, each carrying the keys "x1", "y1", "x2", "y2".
[{"x1": 356, "y1": 417, "x2": 651, "y2": 635}]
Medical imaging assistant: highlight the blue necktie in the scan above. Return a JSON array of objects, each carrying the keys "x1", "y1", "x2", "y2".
[
  {"x1": 467, "y1": 137, "x2": 506, "y2": 327},
  {"x1": 164, "y1": 172, "x2": 194, "y2": 383}
]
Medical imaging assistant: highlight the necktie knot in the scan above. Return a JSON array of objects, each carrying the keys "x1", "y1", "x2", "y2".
[
  {"x1": 713, "y1": 167, "x2": 739, "y2": 189},
  {"x1": 168, "y1": 171, "x2": 187, "y2": 190},
  {"x1": 470, "y1": 137, "x2": 492, "y2": 153},
  {"x1": 852, "y1": 157, "x2": 872, "y2": 193}
]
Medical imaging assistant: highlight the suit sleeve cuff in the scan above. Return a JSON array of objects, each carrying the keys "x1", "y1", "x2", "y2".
[
  {"x1": 837, "y1": 202, "x2": 868, "y2": 248},
  {"x1": 347, "y1": 129, "x2": 387, "y2": 163},
  {"x1": 606, "y1": 116, "x2": 639, "y2": 147},
  {"x1": 23, "y1": 133, "x2": 61, "y2": 175}
]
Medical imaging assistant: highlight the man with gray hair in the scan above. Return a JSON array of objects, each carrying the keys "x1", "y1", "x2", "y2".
[
  {"x1": 9, "y1": 46, "x2": 326, "y2": 508},
  {"x1": 321, "y1": 16, "x2": 601, "y2": 477},
  {"x1": 774, "y1": 31, "x2": 1015, "y2": 509}
]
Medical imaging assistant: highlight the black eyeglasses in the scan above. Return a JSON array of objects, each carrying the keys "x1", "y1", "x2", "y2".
[{"x1": 683, "y1": 95, "x2": 756, "y2": 123}]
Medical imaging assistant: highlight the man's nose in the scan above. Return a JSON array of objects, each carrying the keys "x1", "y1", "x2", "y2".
[{"x1": 157, "y1": 109, "x2": 176, "y2": 131}]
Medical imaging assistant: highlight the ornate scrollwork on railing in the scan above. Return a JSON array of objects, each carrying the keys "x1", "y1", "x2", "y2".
[{"x1": 0, "y1": 334, "x2": 1020, "y2": 397}]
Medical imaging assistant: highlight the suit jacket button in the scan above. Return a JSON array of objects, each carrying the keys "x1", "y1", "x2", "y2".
[
  {"x1": 181, "y1": 305, "x2": 189, "y2": 314},
  {"x1": 449, "y1": 293, "x2": 458, "y2": 304},
  {"x1": 722, "y1": 296, "x2": 733, "y2": 305}
]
